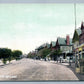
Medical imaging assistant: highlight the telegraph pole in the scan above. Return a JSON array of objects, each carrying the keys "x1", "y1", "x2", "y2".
[{"x1": 74, "y1": 3, "x2": 76, "y2": 29}]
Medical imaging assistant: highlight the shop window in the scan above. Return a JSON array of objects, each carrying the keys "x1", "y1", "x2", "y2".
[
  {"x1": 82, "y1": 53, "x2": 84, "y2": 59},
  {"x1": 79, "y1": 54, "x2": 81, "y2": 59},
  {"x1": 63, "y1": 53, "x2": 66, "y2": 59},
  {"x1": 75, "y1": 54, "x2": 79, "y2": 68},
  {"x1": 79, "y1": 51, "x2": 82, "y2": 59},
  {"x1": 76, "y1": 54, "x2": 78, "y2": 59},
  {"x1": 80, "y1": 61, "x2": 84, "y2": 66},
  {"x1": 82, "y1": 67, "x2": 84, "y2": 73}
]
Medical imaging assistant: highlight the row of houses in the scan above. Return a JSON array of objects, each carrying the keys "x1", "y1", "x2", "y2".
[
  {"x1": 36, "y1": 35, "x2": 73, "y2": 61},
  {"x1": 50, "y1": 35, "x2": 73, "y2": 59},
  {"x1": 35, "y1": 22, "x2": 84, "y2": 74}
]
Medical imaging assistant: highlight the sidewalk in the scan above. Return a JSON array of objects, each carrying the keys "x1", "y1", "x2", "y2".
[
  {"x1": 40, "y1": 60, "x2": 84, "y2": 81},
  {"x1": 61, "y1": 62, "x2": 84, "y2": 81}
]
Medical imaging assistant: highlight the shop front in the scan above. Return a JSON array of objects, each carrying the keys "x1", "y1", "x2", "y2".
[
  {"x1": 75, "y1": 45, "x2": 84, "y2": 74},
  {"x1": 75, "y1": 48, "x2": 80, "y2": 73}
]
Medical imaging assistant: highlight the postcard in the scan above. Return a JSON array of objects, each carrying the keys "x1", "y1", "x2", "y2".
[{"x1": 0, "y1": 0, "x2": 84, "y2": 82}]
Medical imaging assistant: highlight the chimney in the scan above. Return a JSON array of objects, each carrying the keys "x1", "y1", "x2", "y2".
[{"x1": 66, "y1": 35, "x2": 69, "y2": 45}]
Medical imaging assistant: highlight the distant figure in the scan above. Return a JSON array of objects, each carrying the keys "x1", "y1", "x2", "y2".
[
  {"x1": 57, "y1": 57, "x2": 58, "y2": 63},
  {"x1": 60, "y1": 57, "x2": 62, "y2": 63},
  {"x1": 69, "y1": 57, "x2": 72, "y2": 66},
  {"x1": 44, "y1": 58, "x2": 46, "y2": 61}
]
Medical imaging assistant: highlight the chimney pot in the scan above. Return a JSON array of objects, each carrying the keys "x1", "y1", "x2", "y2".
[{"x1": 66, "y1": 35, "x2": 69, "y2": 45}]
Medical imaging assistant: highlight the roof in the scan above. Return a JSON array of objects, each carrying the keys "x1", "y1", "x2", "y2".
[
  {"x1": 51, "y1": 41, "x2": 56, "y2": 47},
  {"x1": 35, "y1": 43, "x2": 50, "y2": 50},
  {"x1": 35, "y1": 46, "x2": 43, "y2": 51},
  {"x1": 72, "y1": 28, "x2": 80, "y2": 43},
  {"x1": 35, "y1": 43, "x2": 46, "y2": 50},
  {"x1": 57, "y1": 37, "x2": 72, "y2": 46},
  {"x1": 41, "y1": 44, "x2": 46, "y2": 47},
  {"x1": 69, "y1": 39, "x2": 72, "y2": 45},
  {"x1": 76, "y1": 28, "x2": 81, "y2": 36},
  {"x1": 58, "y1": 37, "x2": 66, "y2": 45},
  {"x1": 81, "y1": 22, "x2": 84, "y2": 29},
  {"x1": 46, "y1": 43, "x2": 50, "y2": 48}
]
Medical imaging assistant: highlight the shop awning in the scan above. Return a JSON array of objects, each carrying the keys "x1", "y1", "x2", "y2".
[{"x1": 78, "y1": 47, "x2": 82, "y2": 51}]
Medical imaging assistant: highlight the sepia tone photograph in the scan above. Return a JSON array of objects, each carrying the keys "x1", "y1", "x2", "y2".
[{"x1": 0, "y1": 1, "x2": 84, "y2": 82}]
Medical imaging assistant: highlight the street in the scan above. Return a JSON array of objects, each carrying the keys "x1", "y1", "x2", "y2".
[{"x1": 0, "y1": 58, "x2": 78, "y2": 81}]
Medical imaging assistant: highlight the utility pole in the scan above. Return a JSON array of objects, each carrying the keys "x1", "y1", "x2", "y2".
[{"x1": 74, "y1": 3, "x2": 76, "y2": 29}]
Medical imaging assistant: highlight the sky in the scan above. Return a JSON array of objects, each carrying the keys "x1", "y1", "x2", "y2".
[{"x1": 0, "y1": 3, "x2": 84, "y2": 54}]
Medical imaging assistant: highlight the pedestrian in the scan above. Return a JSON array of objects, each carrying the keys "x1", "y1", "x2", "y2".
[
  {"x1": 69, "y1": 57, "x2": 72, "y2": 66},
  {"x1": 60, "y1": 57, "x2": 62, "y2": 63},
  {"x1": 44, "y1": 57, "x2": 46, "y2": 61},
  {"x1": 57, "y1": 57, "x2": 58, "y2": 63}
]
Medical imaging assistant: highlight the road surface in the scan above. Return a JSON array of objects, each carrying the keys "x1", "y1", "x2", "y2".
[{"x1": 0, "y1": 58, "x2": 78, "y2": 81}]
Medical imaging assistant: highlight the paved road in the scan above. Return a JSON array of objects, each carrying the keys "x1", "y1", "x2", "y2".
[{"x1": 0, "y1": 58, "x2": 78, "y2": 81}]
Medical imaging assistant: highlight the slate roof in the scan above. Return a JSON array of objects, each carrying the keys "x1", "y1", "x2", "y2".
[
  {"x1": 35, "y1": 46, "x2": 43, "y2": 51},
  {"x1": 81, "y1": 22, "x2": 84, "y2": 29},
  {"x1": 46, "y1": 43, "x2": 50, "y2": 48},
  {"x1": 35, "y1": 44, "x2": 45, "y2": 50},
  {"x1": 57, "y1": 37, "x2": 72, "y2": 46},
  {"x1": 36, "y1": 43, "x2": 50, "y2": 50},
  {"x1": 69, "y1": 39, "x2": 72, "y2": 45},
  {"x1": 76, "y1": 28, "x2": 81, "y2": 36},
  {"x1": 58, "y1": 37, "x2": 66, "y2": 45},
  {"x1": 51, "y1": 41, "x2": 56, "y2": 47}
]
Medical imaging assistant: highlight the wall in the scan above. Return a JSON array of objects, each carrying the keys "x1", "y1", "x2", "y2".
[{"x1": 60, "y1": 46, "x2": 72, "y2": 52}]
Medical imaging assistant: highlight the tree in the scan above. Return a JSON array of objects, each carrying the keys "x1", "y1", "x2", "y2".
[
  {"x1": 12, "y1": 50, "x2": 22, "y2": 60},
  {"x1": 27, "y1": 52, "x2": 32, "y2": 58},
  {"x1": 50, "y1": 49, "x2": 62, "y2": 61},
  {"x1": 27, "y1": 52, "x2": 34, "y2": 58},
  {"x1": 6, "y1": 49, "x2": 12, "y2": 63},
  {"x1": 37, "y1": 48, "x2": 51, "y2": 59},
  {"x1": 0, "y1": 48, "x2": 12, "y2": 64}
]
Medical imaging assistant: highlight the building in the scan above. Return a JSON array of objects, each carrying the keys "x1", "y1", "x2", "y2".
[
  {"x1": 72, "y1": 28, "x2": 81, "y2": 70},
  {"x1": 56, "y1": 35, "x2": 73, "y2": 60},
  {"x1": 50, "y1": 41, "x2": 56, "y2": 51},
  {"x1": 35, "y1": 43, "x2": 46, "y2": 51},
  {"x1": 79, "y1": 22, "x2": 84, "y2": 45},
  {"x1": 36, "y1": 43, "x2": 50, "y2": 52},
  {"x1": 76, "y1": 22, "x2": 84, "y2": 73},
  {"x1": 72, "y1": 28, "x2": 81, "y2": 53},
  {"x1": 72, "y1": 22, "x2": 84, "y2": 74},
  {"x1": 45, "y1": 43, "x2": 50, "y2": 49}
]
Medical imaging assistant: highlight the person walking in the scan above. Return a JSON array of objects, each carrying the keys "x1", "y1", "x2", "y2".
[{"x1": 57, "y1": 56, "x2": 58, "y2": 63}]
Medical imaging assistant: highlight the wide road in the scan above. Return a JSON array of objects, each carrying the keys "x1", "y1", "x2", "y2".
[{"x1": 0, "y1": 58, "x2": 78, "y2": 81}]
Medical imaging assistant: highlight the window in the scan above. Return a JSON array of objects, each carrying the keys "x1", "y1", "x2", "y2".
[
  {"x1": 82, "y1": 53, "x2": 84, "y2": 59},
  {"x1": 79, "y1": 53, "x2": 81, "y2": 59}
]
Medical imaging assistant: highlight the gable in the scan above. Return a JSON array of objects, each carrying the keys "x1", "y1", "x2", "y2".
[
  {"x1": 58, "y1": 37, "x2": 66, "y2": 45},
  {"x1": 72, "y1": 29, "x2": 79, "y2": 43},
  {"x1": 51, "y1": 41, "x2": 56, "y2": 47},
  {"x1": 57, "y1": 37, "x2": 72, "y2": 46},
  {"x1": 76, "y1": 28, "x2": 81, "y2": 36}
]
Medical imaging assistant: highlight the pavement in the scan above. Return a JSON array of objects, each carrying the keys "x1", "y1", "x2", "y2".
[{"x1": 57, "y1": 61, "x2": 84, "y2": 81}]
